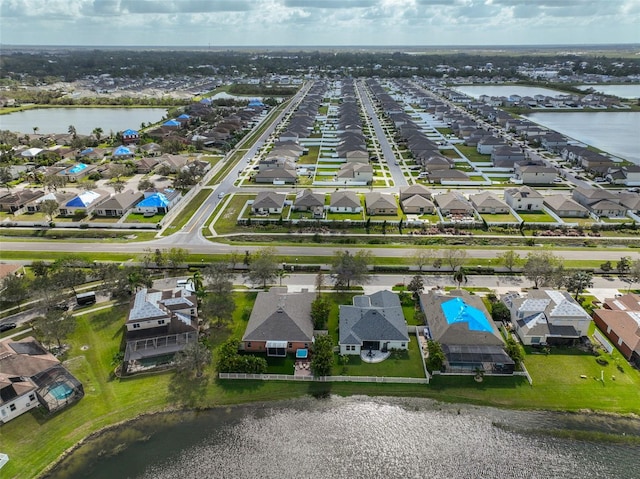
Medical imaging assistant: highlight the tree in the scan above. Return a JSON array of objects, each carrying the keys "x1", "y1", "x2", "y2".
[
  {"x1": 34, "y1": 310, "x2": 75, "y2": 350},
  {"x1": 40, "y1": 199, "x2": 59, "y2": 221},
  {"x1": 109, "y1": 163, "x2": 128, "y2": 181},
  {"x1": 92, "y1": 127, "x2": 103, "y2": 142},
  {"x1": 174, "y1": 341, "x2": 211, "y2": 378},
  {"x1": 246, "y1": 247, "x2": 278, "y2": 288},
  {"x1": 0, "y1": 166, "x2": 12, "y2": 192},
  {"x1": 138, "y1": 178, "x2": 155, "y2": 191},
  {"x1": 617, "y1": 256, "x2": 631, "y2": 276},
  {"x1": 153, "y1": 248, "x2": 165, "y2": 267},
  {"x1": 310, "y1": 334, "x2": 334, "y2": 377},
  {"x1": 491, "y1": 301, "x2": 511, "y2": 323},
  {"x1": 68, "y1": 125, "x2": 77, "y2": 139},
  {"x1": 426, "y1": 340, "x2": 445, "y2": 373},
  {"x1": 203, "y1": 288, "x2": 235, "y2": 329},
  {"x1": 452, "y1": 267, "x2": 467, "y2": 290},
  {"x1": 32, "y1": 126, "x2": 39, "y2": 135},
  {"x1": 275, "y1": 268, "x2": 289, "y2": 286},
  {"x1": 127, "y1": 268, "x2": 152, "y2": 294},
  {"x1": 217, "y1": 338, "x2": 267, "y2": 374},
  {"x1": 166, "y1": 247, "x2": 188, "y2": 269},
  {"x1": 311, "y1": 296, "x2": 331, "y2": 329},
  {"x1": 43, "y1": 174, "x2": 67, "y2": 191},
  {"x1": 565, "y1": 270, "x2": 594, "y2": 300},
  {"x1": 524, "y1": 251, "x2": 562, "y2": 289},
  {"x1": 191, "y1": 270, "x2": 204, "y2": 294},
  {"x1": 204, "y1": 261, "x2": 234, "y2": 294},
  {"x1": 80, "y1": 180, "x2": 96, "y2": 191},
  {"x1": 112, "y1": 180, "x2": 125, "y2": 194},
  {"x1": 330, "y1": 250, "x2": 373, "y2": 291},
  {"x1": 627, "y1": 259, "x2": 640, "y2": 292},
  {"x1": 314, "y1": 272, "x2": 326, "y2": 297},
  {"x1": 498, "y1": 250, "x2": 520, "y2": 272},
  {"x1": 407, "y1": 274, "x2": 425, "y2": 300},
  {"x1": 1, "y1": 275, "x2": 30, "y2": 304},
  {"x1": 504, "y1": 337, "x2": 524, "y2": 363},
  {"x1": 600, "y1": 261, "x2": 612, "y2": 273},
  {"x1": 445, "y1": 248, "x2": 467, "y2": 271},
  {"x1": 412, "y1": 249, "x2": 433, "y2": 273}
]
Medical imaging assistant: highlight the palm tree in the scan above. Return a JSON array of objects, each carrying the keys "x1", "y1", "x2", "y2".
[
  {"x1": 32, "y1": 126, "x2": 39, "y2": 135},
  {"x1": 453, "y1": 268, "x2": 468, "y2": 290},
  {"x1": 92, "y1": 127, "x2": 103, "y2": 142},
  {"x1": 275, "y1": 268, "x2": 289, "y2": 286},
  {"x1": 68, "y1": 125, "x2": 77, "y2": 139}
]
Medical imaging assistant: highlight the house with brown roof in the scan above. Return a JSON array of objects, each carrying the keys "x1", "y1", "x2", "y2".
[
  {"x1": 434, "y1": 192, "x2": 475, "y2": 216},
  {"x1": 94, "y1": 190, "x2": 144, "y2": 217},
  {"x1": 135, "y1": 157, "x2": 160, "y2": 174},
  {"x1": 469, "y1": 192, "x2": 509, "y2": 214},
  {"x1": 124, "y1": 287, "x2": 198, "y2": 372},
  {"x1": 242, "y1": 287, "x2": 315, "y2": 356},
  {"x1": 365, "y1": 192, "x2": 397, "y2": 216},
  {"x1": 592, "y1": 293, "x2": 640, "y2": 366},
  {"x1": 0, "y1": 337, "x2": 83, "y2": 423},
  {"x1": 514, "y1": 164, "x2": 557, "y2": 185},
  {"x1": 543, "y1": 195, "x2": 589, "y2": 218},
  {"x1": 337, "y1": 163, "x2": 373, "y2": 184},
  {"x1": 0, "y1": 189, "x2": 46, "y2": 213},
  {"x1": 572, "y1": 187, "x2": 628, "y2": 218}
]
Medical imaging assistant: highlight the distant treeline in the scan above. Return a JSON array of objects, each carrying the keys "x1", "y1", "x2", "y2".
[
  {"x1": 228, "y1": 84, "x2": 298, "y2": 96},
  {"x1": 2, "y1": 49, "x2": 639, "y2": 83}
]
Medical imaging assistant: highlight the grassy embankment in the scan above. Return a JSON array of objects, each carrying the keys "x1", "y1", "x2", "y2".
[{"x1": 2, "y1": 291, "x2": 640, "y2": 479}]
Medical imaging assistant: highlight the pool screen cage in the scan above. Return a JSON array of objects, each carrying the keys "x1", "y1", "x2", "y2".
[
  {"x1": 442, "y1": 344, "x2": 515, "y2": 374},
  {"x1": 33, "y1": 365, "x2": 84, "y2": 413}
]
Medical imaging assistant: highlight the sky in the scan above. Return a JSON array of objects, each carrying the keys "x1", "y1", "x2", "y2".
[{"x1": 1, "y1": 0, "x2": 639, "y2": 47}]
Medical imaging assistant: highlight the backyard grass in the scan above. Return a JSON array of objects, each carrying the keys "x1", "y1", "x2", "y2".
[
  {"x1": 518, "y1": 211, "x2": 557, "y2": 223},
  {"x1": 126, "y1": 212, "x2": 165, "y2": 224},
  {"x1": 455, "y1": 145, "x2": 491, "y2": 163},
  {"x1": 481, "y1": 212, "x2": 520, "y2": 223}
]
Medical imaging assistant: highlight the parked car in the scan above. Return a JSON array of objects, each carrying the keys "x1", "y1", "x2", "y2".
[{"x1": 0, "y1": 322, "x2": 17, "y2": 333}]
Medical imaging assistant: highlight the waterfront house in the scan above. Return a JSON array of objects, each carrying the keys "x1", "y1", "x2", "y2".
[
  {"x1": 418, "y1": 290, "x2": 514, "y2": 374},
  {"x1": 339, "y1": 291, "x2": 409, "y2": 356},
  {"x1": 592, "y1": 293, "x2": 640, "y2": 367},
  {"x1": 502, "y1": 289, "x2": 591, "y2": 346},
  {"x1": 0, "y1": 337, "x2": 84, "y2": 424},
  {"x1": 242, "y1": 287, "x2": 315, "y2": 357}
]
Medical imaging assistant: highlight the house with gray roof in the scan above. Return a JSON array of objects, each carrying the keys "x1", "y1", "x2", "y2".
[
  {"x1": 293, "y1": 189, "x2": 325, "y2": 218},
  {"x1": 124, "y1": 288, "x2": 198, "y2": 370},
  {"x1": 514, "y1": 164, "x2": 557, "y2": 185},
  {"x1": 339, "y1": 291, "x2": 409, "y2": 356},
  {"x1": 501, "y1": 289, "x2": 591, "y2": 346},
  {"x1": 252, "y1": 191, "x2": 286, "y2": 215},
  {"x1": 434, "y1": 192, "x2": 475, "y2": 216},
  {"x1": 504, "y1": 186, "x2": 544, "y2": 212},
  {"x1": 468, "y1": 192, "x2": 509, "y2": 214},
  {"x1": 329, "y1": 190, "x2": 362, "y2": 213},
  {"x1": 399, "y1": 184, "x2": 432, "y2": 203},
  {"x1": 337, "y1": 163, "x2": 373, "y2": 184},
  {"x1": 418, "y1": 290, "x2": 514, "y2": 374},
  {"x1": 94, "y1": 190, "x2": 144, "y2": 217},
  {"x1": 572, "y1": 187, "x2": 628, "y2": 218},
  {"x1": 543, "y1": 195, "x2": 589, "y2": 218},
  {"x1": 242, "y1": 287, "x2": 315, "y2": 357},
  {"x1": 365, "y1": 192, "x2": 397, "y2": 216}
]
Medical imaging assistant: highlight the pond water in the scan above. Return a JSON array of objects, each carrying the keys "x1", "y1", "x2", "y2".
[
  {"x1": 44, "y1": 396, "x2": 640, "y2": 479},
  {"x1": 524, "y1": 111, "x2": 640, "y2": 164},
  {"x1": 0, "y1": 107, "x2": 167, "y2": 136},
  {"x1": 453, "y1": 85, "x2": 566, "y2": 99},
  {"x1": 576, "y1": 85, "x2": 640, "y2": 99}
]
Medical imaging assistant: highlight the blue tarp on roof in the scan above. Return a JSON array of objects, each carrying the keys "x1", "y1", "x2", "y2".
[
  {"x1": 200, "y1": 98, "x2": 212, "y2": 104},
  {"x1": 248, "y1": 98, "x2": 264, "y2": 107},
  {"x1": 80, "y1": 148, "x2": 94, "y2": 155},
  {"x1": 163, "y1": 119, "x2": 180, "y2": 127},
  {"x1": 122, "y1": 129, "x2": 139, "y2": 136},
  {"x1": 441, "y1": 297, "x2": 493, "y2": 333},
  {"x1": 137, "y1": 193, "x2": 169, "y2": 208},
  {"x1": 66, "y1": 191, "x2": 101, "y2": 208},
  {"x1": 177, "y1": 114, "x2": 190, "y2": 119},
  {"x1": 113, "y1": 146, "x2": 132, "y2": 156}
]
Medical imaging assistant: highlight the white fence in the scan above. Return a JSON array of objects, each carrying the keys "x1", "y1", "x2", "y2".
[
  {"x1": 219, "y1": 373, "x2": 429, "y2": 384},
  {"x1": 593, "y1": 329, "x2": 614, "y2": 354}
]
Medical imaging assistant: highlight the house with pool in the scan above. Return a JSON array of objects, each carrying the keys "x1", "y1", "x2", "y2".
[
  {"x1": 57, "y1": 162, "x2": 96, "y2": 182},
  {"x1": 0, "y1": 337, "x2": 83, "y2": 424},
  {"x1": 419, "y1": 290, "x2": 514, "y2": 375}
]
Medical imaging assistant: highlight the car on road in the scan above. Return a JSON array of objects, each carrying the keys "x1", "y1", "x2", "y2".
[
  {"x1": 0, "y1": 322, "x2": 17, "y2": 333},
  {"x1": 218, "y1": 192, "x2": 226, "y2": 199}
]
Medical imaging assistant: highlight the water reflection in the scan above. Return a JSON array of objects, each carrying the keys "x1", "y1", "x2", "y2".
[{"x1": 46, "y1": 397, "x2": 640, "y2": 479}]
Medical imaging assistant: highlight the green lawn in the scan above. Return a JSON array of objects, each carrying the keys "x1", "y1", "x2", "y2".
[
  {"x1": 326, "y1": 211, "x2": 365, "y2": 221},
  {"x1": 126, "y1": 212, "x2": 165, "y2": 224},
  {"x1": 456, "y1": 145, "x2": 490, "y2": 163},
  {"x1": 336, "y1": 336, "x2": 425, "y2": 378},
  {"x1": 481, "y1": 212, "x2": 520, "y2": 223},
  {"x1": 518, "y1": 211, "x2": 557, "y2": 223}
]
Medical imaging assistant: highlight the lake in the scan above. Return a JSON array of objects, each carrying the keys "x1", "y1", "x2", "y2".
[
  {"x1": 0, "y1": 107, "x2": 168, "y2": 136},
  {"x1": 453, "y1": 85, "x2": 566, "y2": 98},
  {"x1": 576, "y1": 84, "x2": 640, "y2": 99},
  {"x1": 524, "y1": 111, "x2": 640, "y2": 164},
  {"x1": 44, "y1": 396, "x2": 640, "y2": 479}
]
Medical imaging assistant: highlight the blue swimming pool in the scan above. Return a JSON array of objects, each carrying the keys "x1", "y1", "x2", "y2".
[
  {"x1": 441, "y1": 297, "x2": 493, "y2": 332},
  {"x1": 68, "y1": 163, "x2": 88, "y2": 174},
  {"x1": 50, "y1": 383, "x2": 74, "y2": 401}
]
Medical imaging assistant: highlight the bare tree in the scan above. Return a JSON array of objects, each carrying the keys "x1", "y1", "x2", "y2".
[
  {"x1": 412, "y1": 249, "x2": 433, "y2": 273},
  {"x1": 445, "y1": 248, "x2": 467, "y2": 271}
]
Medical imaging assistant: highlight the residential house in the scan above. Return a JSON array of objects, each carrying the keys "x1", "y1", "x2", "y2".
[
  {"x1": 614, "y1": 192, "x2": 640, "y2": 215},
  {"x1": 468, "y1": 192, "x2": 509, "y2": 214},
  {"x1": 0, "y1": 189, "x2": 45, "y2": 213},
  {"x1": 606, "y1": 166, "x2": 640, "y2": 187},
  {"x1": 424, "y1": 169, "x2": 470, "y2": 184},
  {"x1": 365, "y1": 192, "x2": 397, "y2": 216},
  {"x1": 293, "y1": 189, "x2": 325, "y2": 218},
  {"x1": 78, "y1": 147, "x2": 106, "y2": 162},
  {"x1": 112, "y1": 145, "x2": 135, "y2": 160},
  {"x1": 329, "y1": 190, "x2": 362, "y2": 213},
  {"x1": 592, "y1": 293, "x2": 640, "y2": 366},
  {"x1": 337, "y1": 163, "x2": 373, "y2": 184},
  {"x1": 476, "y1": 137, "x2": 506, "y2": 155},
  {"x1": 242, "y1": 287, "x2": 315, "y2": 356},
  {"x1": 139, "y1": 142, "x2": 162, "y2": 156},
  {"x1": 399, "y1": 184, "x2": 435, "y2": 214},
  {"x1": 252, "y1": 191, "x2": 286, "y2": 215},
  {"x1": 344, "y1": 150, "x2": 369, "y2": 163},
  {"x1": 58, "y1": 189, "x2": 110, "y2": 216},
  {"x1": 502, "y1": 289, "x2": 591, "y2": 346},
  {"x1": 135, "y1": 157, "x2": 160, "y2": 174},
  {"x1": 255, "y1": 164, "x2": 297, "y2": 184},
  {"x1": 0, "y1": 337, "x2": 83, "y2": 424},
  {"x1": 94, "y1": 190, "x2": 144, "y2": 217},
  {"x1": 133, "y1": 189, "x2": 182, "y2": 215},
  {"x1": 504, "y1": 186, "x2": 545, "y2": 212},
  {"x1": 124, "y1": 288, "x2": 198, "y2": 371},
  {"x1": 121, "y1": 129, "x2": 140, "y2": 144},
  {"x1": 540, "y1": 133, "x2": 567, "y2": 153},
  {"x1": 491, "y1": 147, "x2": 526, "y2": 168},
  {"x1": 25, "y1": 191, "x2": 75, "y2": 214},
  {"x1": 157, "y1": 154, "x2": 189, "y2": 173},
  {"x1": 57, "y1": 162, "x2": 97, "y2": 182},
  {"x1": 543, "y1": 195, "x2": 589, "y2": 218},
  {"x1": 513, "y1": 164, "x2": 557, "y2": 185},
  {"x1": 339, "y1": 291, "x2": 409, "y2": 356},
  {"x1": 434, "y1": 192, "x2": 475, "y2": 217},
  {"x1": 572, "y1": 187, "x2": 628, "y2": 218},
  {"x1": 418, "y1": 290, "x2": 514, "y2": 374}
]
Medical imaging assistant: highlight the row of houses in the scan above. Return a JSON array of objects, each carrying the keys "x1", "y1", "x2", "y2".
[{"x1": 0, "y1": 188, "x2": 182, "y2": 217}]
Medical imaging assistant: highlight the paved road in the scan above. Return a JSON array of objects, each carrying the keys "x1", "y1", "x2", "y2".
[
  {"x1": 3, "y1": 239, "x2": 639, "y2": 262},
  {"x1": 357, "y1": 80, "x2": 408, "y2": 187}
]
